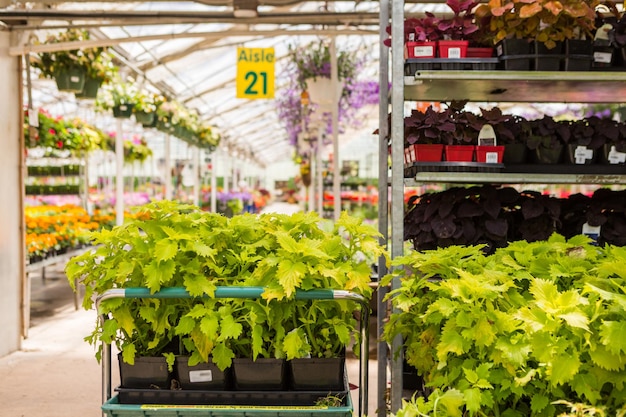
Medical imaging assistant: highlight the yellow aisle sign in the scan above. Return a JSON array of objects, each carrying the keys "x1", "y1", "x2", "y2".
[{"x1": 236, "y1": 47, "x2": 275, "y2": 99}]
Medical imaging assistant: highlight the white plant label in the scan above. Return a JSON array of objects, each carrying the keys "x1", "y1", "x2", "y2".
[
  {"x1": 28, "y1": 109, "x2": 39, "y2": 127},
  {"x1": 582, "y1": 223, "x2": 601, "y2": 242},
  {"x1": 574, "y1": 146, "x2": 593, "y2": 164},
  {"x1": 594, "y1": 52, "x2": 612, "y2": 64},
  {"x1": 119, "y1": 105, "x2": 128, "y2": 111},
  {"x1": 70, "y1": 76, "x2": 80, "y2": 83},
  {"x1": 485, "y1": 152, "x2": 498, "y2": 164},
  {"x1": 414, "y1": 46, "x2": 434, "y2": 57},
  {"x1": 189, "y1": 370, "x2": 213, "y2": 383},
  {"x1": 608, "y1": 146, "x2": 626, "y2": 164},
  {"x1": 478, "y1": 124, "x2": 497, "y2": 146},
  {"x1": 447, "y1": 48, "x2": 461, "y2": 59}
]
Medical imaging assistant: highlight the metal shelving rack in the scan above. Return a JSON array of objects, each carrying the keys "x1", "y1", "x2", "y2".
[{"x1": 383, "y1": 5, "x2": 626, "y2": 416}]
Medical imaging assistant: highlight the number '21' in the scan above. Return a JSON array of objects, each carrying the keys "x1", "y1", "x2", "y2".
[{"x1": 244, "y1": 71, "x2": 268, "y2": 95}]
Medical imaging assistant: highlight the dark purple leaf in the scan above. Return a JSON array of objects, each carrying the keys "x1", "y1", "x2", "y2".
[
  {"x1": 432, "y1": 217, "x2": 456, "y2": 239},
  {"x1": 485, "y1": 218, "x2": 508, "y2": 238},
  {"x1": 521, "y1": 199, "x2": 544, "y2": 220},
  {"x1": 457, "y1": 200, "x2": 484, "y2": 217}
]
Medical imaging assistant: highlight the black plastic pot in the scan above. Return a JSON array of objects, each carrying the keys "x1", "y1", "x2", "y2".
[
  {"x1": 531, "y1": 145, "x2": 564, "y2": 164},
  {"x1": 564, "y1": 144, "x2": 597, "y2": 165},
  {"x1": 232, "y1": 358, "x2": 286, "y2": 390},
  {"x1": 593, "y1": 40, "x2": 614, "y2": 69},
  {"x1": 174, "y1": 357, "x2": 230, "y2": 390},
  {"x1": 599, "y1": 144, "x2": 626, "y2": 165},
  {"x1": 564, "y1": 39, "x2": 593, "y2": 71},
  {"x1": 533, "y1": 41, "x2": 563, "y2": 71},
  {"x1": 496, "y1": 39, "x2": 531, "y2": 71},
  {"x1": 503, "y1": 143, "x2": 528, "y2": 164},
  {"x1": 289, "y1": 357, "x2": 345, "y2": 391},
  {"x1": 118, "y1": 353, "x2": 171, "y2": 389}
]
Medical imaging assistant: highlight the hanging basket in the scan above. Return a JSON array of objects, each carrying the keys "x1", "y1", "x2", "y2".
[
  {"x1": 134, "y1": 111, "x2": 156, "y2": 127},
  {"x1": 54, "y1": 66, "x2": 86, "y2": 93},
  {"x1": 112, "y1": 104, "x2": 134, "y2": 119},
  {"x1": 74, "y1": 76, "x2": 103, "y2": 100},
  {"x1": 306, "y1": 77, "x2": 342, "y2": 112}
]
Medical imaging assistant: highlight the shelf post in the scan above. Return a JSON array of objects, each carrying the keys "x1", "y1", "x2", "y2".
[
  {"x1": 390, "y1": 0, "x2": 406, "y2": 411},
  {"x1": 115, "y1": 118, "x2": 124, "y2": 226},
  {"x1": 377, "y1": 0, "x2": 390, "y2": 414}
]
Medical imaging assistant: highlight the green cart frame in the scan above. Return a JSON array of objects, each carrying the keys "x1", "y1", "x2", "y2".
[{"x1": 96, "y1": 286, "x2": 370, "y2": 417}]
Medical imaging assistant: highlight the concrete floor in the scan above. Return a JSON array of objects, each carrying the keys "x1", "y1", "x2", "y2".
[{"x1": 0, "y1": 264, "x2": 384, "y2": 416}]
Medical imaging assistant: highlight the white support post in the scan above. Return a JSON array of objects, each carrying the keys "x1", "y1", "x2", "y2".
[
  {"x1": 164, "y1": 134, "x2": 172, "y2": 200},
  {"x1": 210, "y1": 150, "x2": 217, "y2": 213},
  {"x1": 115, "y1": 119, "x2": 124, "y2": 226},
  {"x1": 330, "y1": 38, "x2": 340, "y2": 221},
  {"x1": 193, "y1": 148, "x2": 200, "y2": 207}
]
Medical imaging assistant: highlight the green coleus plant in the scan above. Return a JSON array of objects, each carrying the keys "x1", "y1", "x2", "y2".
[
  {"x1": 66, "y1": 201, "x2": 385, "y2": 371},
  {"x1": 382, "y1": 234, "x2": 626, "y2": 416}
]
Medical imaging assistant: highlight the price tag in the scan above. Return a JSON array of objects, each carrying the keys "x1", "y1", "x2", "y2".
[
  {"x1": 594, "y1": 52, "x2": 612, "y2": 63},
  {"x1": 414, "y1": 46, "x2": 434, "y2": 57},
  {"x1": 189, "y1": 370, "x2": 213, "y2": 383},
  {"x1": 448, "y1": 48, "x2": 461, "y2": 59},
  {"x1": 485, "y1": 152, "x2": 499, "y2": 164},
  {"x1": 574, "y1": 146, "x2": 593, "y2": 164},
  {"x1": 608, "y1": 146, "x2": 626, "y2": 164},
  {"x1": 28, "y1": 108, "x2": 39, "y2": 127}
]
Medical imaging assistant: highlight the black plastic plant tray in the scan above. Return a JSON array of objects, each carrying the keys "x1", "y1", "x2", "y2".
[
  {"x1": 115, "y1": 387, "x2": 349, "y2": 407},
  {"x1": 404, "y1": 58, "x2": 498, "y2": 74},
  {"x1": 404, "y1": 162, "x2": 504, "y2": 177}
]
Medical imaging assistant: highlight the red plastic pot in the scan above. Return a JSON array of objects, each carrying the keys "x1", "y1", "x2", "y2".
[
  {"x1": 405, "y1": 41, "x2": 437, "y2": 59},
  {"x1": 445, "y1": 145, "x2": 475, "y2": 162},
  {"x1": 412, "y1": 144, "x2": 444, "y2": 162},
  {"x1": 475, "y1": 146, "x2": 505, "y2": 163},
  {"x1": 438, "y1": 40, "x2": 469, "y2": 59}
]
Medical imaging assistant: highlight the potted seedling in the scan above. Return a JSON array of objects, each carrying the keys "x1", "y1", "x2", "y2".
[
  {"x1": 526, "y1": 115, "x2": 569, "y2": 164},
  {"x1": 437, "y1": 0, "x2": 480, "y2": 58},
  {"x1": 484, "y1": 0, "x2": 597, "y2": 70}
]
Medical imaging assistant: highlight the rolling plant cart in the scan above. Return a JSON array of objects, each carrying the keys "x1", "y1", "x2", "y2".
[{"x1": 96, "y1": 286, "x2": 370, "y2": 417}]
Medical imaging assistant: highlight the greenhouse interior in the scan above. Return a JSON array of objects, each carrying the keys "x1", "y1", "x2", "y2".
[{"x1": 3, "y1": 0, "x2": 626, "y2": 416}]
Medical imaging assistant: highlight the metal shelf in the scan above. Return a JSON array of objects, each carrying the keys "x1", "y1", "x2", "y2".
[
  {"x1": 405, "y1": 171, "x2": 626, "y2": 186},
  {"x1": 404, "y1": 71, "x2": 626, "y2": 103}
]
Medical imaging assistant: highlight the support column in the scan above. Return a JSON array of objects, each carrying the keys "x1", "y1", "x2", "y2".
[
  {"x1": 115, "y1": 119, "x2": 124, "y2": 226},
  {"x1": 0, "y1": 31, "x2": 26, "y2": 355}
]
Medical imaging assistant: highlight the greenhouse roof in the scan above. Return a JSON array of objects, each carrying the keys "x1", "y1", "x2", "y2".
[{"x1": 1, "y1": 0, "x2": 445, "y2": 166}]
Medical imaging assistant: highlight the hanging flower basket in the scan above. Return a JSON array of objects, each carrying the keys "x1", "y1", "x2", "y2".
[
  {"x1": 134, "y1": 111, "x2": 156, "y2": 127},
  {"x1": 54, "y1": 66, "x2": 86, "y2": 93},
  {"x1": 306, "y1": 78, "x2": 342, "y2": 111},
  {"x1": 113, "y1": 104, "x2": 134, "y2": 119},
  {"x1": 74, "y1": 75, "x2": 102, "y2": 99}
]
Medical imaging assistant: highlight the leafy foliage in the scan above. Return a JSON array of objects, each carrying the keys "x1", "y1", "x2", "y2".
[
  {"x1": 383, "y1": 235, "x2": 626, "y2": 416},
  {"x1": 66, "y1": 202, "x2": 385, "y2": 369}
]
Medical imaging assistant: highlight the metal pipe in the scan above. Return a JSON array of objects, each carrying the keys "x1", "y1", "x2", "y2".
[
  {"x1": 9, "y1": 28, "x2": 377, "y2": 56},
  {"x1": 390, "y1": 0, "x2": 406, "y2": 410}
]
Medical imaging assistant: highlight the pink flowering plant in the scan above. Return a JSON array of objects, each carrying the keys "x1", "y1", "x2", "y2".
[{"x1": 275, "y1": 41, "x2": 379, "y2": 154}]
